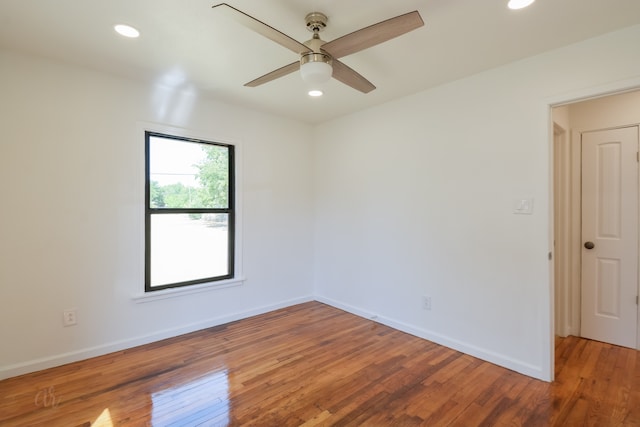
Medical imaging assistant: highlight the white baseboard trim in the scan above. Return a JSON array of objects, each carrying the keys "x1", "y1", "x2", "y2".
[
  {"x1": 1, "y1": 295, "x2": 547, "y2": 381},
  {"x1": 0, "y1": 296, "x2": 314, "y2": 380},
  {"x1": 315, "y1": 296, "x2": 547, "y2": 381}
]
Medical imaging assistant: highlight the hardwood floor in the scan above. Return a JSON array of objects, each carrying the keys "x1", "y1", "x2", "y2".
[{"x1": 1, "y1": 302, "x2": 639, "y2": 426}]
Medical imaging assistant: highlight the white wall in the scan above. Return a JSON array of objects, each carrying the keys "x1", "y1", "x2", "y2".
[
  {"x1": 0, "y1": 49, "x2": 315, "y2": 379},
  {"x1": 313, "y1": 24, "x2": 640, "y2": 381}
]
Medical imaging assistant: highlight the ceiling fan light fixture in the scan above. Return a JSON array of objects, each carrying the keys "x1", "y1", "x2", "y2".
[
  {"x1": 508, "y1": 0, "x2": 535, "y2": 10},
  {"x1": 300, "y1": 52, "x2": 333, "y2": 86}
]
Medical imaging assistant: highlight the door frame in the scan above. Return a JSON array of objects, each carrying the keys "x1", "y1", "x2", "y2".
[
  {"x1": 547, "y1": 77, "x2": 640, "y2": 381},
  {"x1": 553, "y1": 123, "x2": 582, "y2": 338}
]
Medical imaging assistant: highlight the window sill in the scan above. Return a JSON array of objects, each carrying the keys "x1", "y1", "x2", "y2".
[{"x1": 132, "y1": 277, "x2": 245, "y2": 303}]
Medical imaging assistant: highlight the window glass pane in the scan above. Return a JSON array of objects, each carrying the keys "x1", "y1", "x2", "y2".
[
  {"x1": 149, "y1": 136, "x2": 229, "y2": 209},
  {"x1": 150, "y1": 213, "x2": 229, "y2": 287}
]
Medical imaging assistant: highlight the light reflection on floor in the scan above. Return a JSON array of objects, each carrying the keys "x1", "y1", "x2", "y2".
[
  {"x1": 92, "y1": 408, "x2": 114, "y2": 427},
  {"x1": 151, "y1": 370, "x2": 230, "y2": 426}
]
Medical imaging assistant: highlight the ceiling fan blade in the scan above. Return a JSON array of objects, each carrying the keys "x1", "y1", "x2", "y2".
[
  {"x1": 332, "y1": 59, "x2": 375, "y2": 94},
  {"x1": 245, "y1": 61, "x2": 301, "y2": 87},
  {"x1": 322, "y1": 11, "x2": 424, "y2": 59},
  {"x1": 213, "y1": 3, "x2": 311, "y2": 55}
]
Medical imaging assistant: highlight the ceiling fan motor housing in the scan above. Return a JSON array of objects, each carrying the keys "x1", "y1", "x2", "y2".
[{"x1": 300, "y1": 51, "x2": 332, "y2": 66}]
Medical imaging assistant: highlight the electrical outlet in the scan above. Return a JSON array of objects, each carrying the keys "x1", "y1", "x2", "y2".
[
  {"x1": 422, "y1": 296, "x2": 431, "y2": 311},
  {"x1": 63, "y1": 309, "x2": 77, "y2": 327}
]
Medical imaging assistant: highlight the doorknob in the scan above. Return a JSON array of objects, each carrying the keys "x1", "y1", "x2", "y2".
[{"x1": 584, "y1": 241, "x2": 595, "y2": 250}]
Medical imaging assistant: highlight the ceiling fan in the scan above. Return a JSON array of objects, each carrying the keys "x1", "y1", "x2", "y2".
[{"x1": 212, "y1": 3, "x2": 424, "y2": 94}]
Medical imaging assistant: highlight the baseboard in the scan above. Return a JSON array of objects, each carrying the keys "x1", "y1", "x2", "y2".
[
  {"x1": 0, "y1": 296, "x2": 314, "y2": 380},
  {"x1": 1, "y1": 295, "x2": 546, "y2": 381},
  {"x1": 315, "y1": 296, "x2": 546, "y2": 381}
]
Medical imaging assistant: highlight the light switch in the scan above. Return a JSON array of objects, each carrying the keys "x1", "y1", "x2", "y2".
[{"x1": 513, "y1": 198, "x2": 534, "y2": 214}]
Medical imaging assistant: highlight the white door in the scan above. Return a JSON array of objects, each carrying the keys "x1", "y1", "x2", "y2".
[{"x1": 581, "y1": 126, "x2": 639, "y2": 349}]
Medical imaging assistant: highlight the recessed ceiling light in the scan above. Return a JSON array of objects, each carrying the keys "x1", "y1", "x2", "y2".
[
  {"x1": 308, "y1": 90, "x2": 323, "y2": 97},
  {"x1": 508, "y1": 0, "x2": 535, "y2": 10},
  {"x1": 114, "y1": 24, "x2": 140, "y2": 38}
]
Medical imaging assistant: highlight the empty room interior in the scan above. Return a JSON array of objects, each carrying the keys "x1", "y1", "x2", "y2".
[{"x1": 1, "y1": 0, "x2": 640, "y2": 425}]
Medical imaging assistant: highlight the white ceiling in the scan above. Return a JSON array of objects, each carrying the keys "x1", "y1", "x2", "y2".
[{"x1": 1, "y1": 0, "x2": 640, "y2": 124}]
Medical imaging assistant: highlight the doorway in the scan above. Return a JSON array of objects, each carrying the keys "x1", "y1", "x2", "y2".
[{"x1": 553, "y1": 90, "x2": 640, "y2": 351}]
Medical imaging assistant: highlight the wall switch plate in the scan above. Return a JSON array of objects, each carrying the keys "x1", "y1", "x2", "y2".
[
  {"x1": 513, "y1": 198, "x2": 534, "y2": 214},
  {"x1": 422, "y1": 296, "x2": 432, "y2": 311},
  {"x1": 63, "y1": 309, "x2": 77, "y2": 326}
]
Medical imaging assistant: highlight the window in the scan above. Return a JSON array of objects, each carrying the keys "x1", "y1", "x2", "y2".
[{"x1": 145, "y1": 131, "x2": 235, "y2": 292}]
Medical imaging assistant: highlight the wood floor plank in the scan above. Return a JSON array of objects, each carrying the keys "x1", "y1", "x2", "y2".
[{"x1": 1, "y1": 302, "x2": 639, "y2": 426}]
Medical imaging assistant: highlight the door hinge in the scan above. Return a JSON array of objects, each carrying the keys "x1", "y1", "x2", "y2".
[
  {"x1": 637, "y1": 152, "x2": 639, "y2": 162},
  {"x1": 637, "y1": 295, "x2": 639, "y2": 305}
]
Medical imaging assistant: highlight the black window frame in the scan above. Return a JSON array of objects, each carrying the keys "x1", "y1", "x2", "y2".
[{"x1": 144, "y1": 131, "x2": 235, "y2": 292}]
